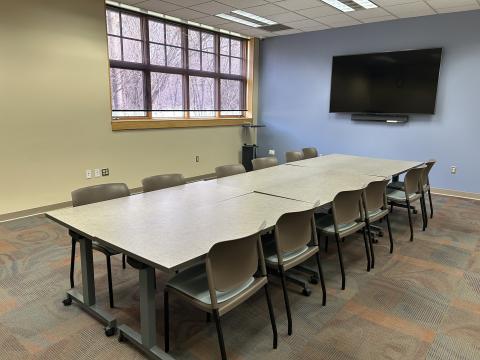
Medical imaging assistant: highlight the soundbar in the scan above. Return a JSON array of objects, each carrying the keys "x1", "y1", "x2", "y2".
[{"x1": 351, "y1": 114, "x2": 409, "y2": 123}]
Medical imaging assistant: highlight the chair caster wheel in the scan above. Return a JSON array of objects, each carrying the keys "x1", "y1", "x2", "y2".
[
  {"x1": 372, "y1": 238, "x2": 378, "y2": 244},
  {"x1": 118, "y1": 333, "x2": 126, "y2": 343},
  {"x1": 378, "y1": 232, "x2": 384, "y2": 237},
  {"x1": 302, "y1": 288, "x2": 312, "y2": 297},
  {"x1": 413, "y1": 209, "x2": 418, "y2": 214},
  {"x1": 309, "y1": 276, "x2": 319, "y2": 285},
  {"x1": 62, "y1": 297, "x2": 73, "y2": 306},
  {"x1": 105, "y1": 326, "x2": 116, "y2": 337}
]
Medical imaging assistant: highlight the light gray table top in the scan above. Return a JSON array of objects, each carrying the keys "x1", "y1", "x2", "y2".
[
  {"x1": 47, "y1": 192, "x2": 311, "y2": 272},
  {"x1": 256, "y1": 169, "x2": 384, "y2": 205},
  {"x1": 288, "y1": 154, "x2": 423, "y2": 177},
  {"x1": 213, "y1": 164, "x2": 330, "y2": 192}
]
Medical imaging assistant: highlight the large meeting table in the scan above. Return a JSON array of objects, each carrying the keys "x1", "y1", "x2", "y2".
[{"x1": 46, "y1": 153, "x2": 423, "y2": 360}]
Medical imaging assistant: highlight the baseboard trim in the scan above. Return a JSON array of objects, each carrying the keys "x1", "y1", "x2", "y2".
[
  {"x1": 431, "y1": 187, "x2": 480, "y2": 201},
  {"x1": 0, "y1": 173, "x2": 217, "y2": 223}
]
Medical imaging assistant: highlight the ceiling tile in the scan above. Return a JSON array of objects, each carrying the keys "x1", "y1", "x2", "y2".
[
  {"x1": 348, "y1": 8, "x2": 391, "y2": 20},
  {"x1": 427, "y1": 0, "x2": 478, "y2": 10},
  {"x1": 164, "y1": 0, "x2": 210, "y2": 6},
  {"x1": 190, "y1": 1, "x2": 234, "y2": 15},
  {"x1": 135, "y1": 0, "x2": 182, "y2": 13},
  {"x1": 216, "y1": 0, "x2": 269, "y2": 8},
  {"x1": 435, "y1": 3, "x2": 480, "y2": 13},
  {"x1": 194, "y1": 15, "x2": 231, "y2": 25},
  {"x1": 300, "y1": 23, "x2": 330, "y2": 31},
  {"x1": 384, "y1": 1, "x2": 436, "y2": 18},
  {"x1": 317, "y1": 13, "x2": 362, "y2": 26},
  {"x1": 165, "y1": 8, "x2": 208, "y2": 20},
  {"x1": 285, "y1": 19, "x2": 323, "y2": 28},
  {"x1": 242, "y1": 3, "x2": 290, "y2": 16},
  {"x1": 275, "y1": 0, "x2": 327, "y2": 11},
  {"x1": 267, "y1": 12, "x2": 309, "y2": 23},
  {"x1": 360, "y1": 14, "x2": 398, "y2": 22},
  {"x1": 296, "y1": 5, "x2": 341, "y2": 18}
]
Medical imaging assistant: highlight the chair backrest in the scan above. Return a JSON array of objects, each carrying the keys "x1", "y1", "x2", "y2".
[
  {"x1": 274, "y1": 209, "x2": 316, "y2": 258},
  {"x1": 142, "y1": 173, "x2": 185, "y2": 193},
  {"x1": 215, "y1": 164, "x2": 246, "y2": 178},
  {"x1": 302, "y1": 147, "x2": 318, "y2": 159},
  {"x1": 332, "y1": 189, "x2": 364, "y2": 226},
  {"x1": 71, "y1": 183, "x2": 130, "y2": 207},
  {"x1": 285, "y1": 151, "x2": 304, "y2": 163},
  {"x1": 423, "y1": 159, "x2": 436, "y2": 186},
  {"x1": 363, "y1": 179, "x2": 389, "y2": 213},
  {"x1": 252, "y1": 156, "x2": 278, "y2": 171},
  {"x1": 206, "y1": 233, "x2": 264, "y2": 306},
  {"x1": 404, "y1": 166, "x2": 426, "y2": 194}
]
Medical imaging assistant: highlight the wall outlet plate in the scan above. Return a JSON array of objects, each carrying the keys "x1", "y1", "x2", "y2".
[
  {"x1": 86, "y1": 169, "x2": 92, "y2": 179},
  {"x1": 451, "y1": 166, "x2": 457, "y2": 174},
  {"x1": 102, "y1": 168, "x2": 109, "y2": 176},
  {"x1": 94, "y1": 169, "x2": 101, "y2": 178},
  {"x1": 195, "y1": 156, "x2": 200, "y2": 163},
  {"x1": 268, "y1": 149, "x2": 275, "y2": 156}
]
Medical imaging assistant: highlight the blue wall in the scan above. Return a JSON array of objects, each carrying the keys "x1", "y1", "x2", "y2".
[{"x1": 258, "y1": 11, "x2": 480, "y2": 193}]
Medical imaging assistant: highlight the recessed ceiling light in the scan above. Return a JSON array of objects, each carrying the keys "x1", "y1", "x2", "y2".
[
  {"x1": 352, "y1": 0, "x2": 378, "y2": 9},
  {"x1": 216, "y1": 13, "x2": 262, "y2": 28},
  {"x1": 231, "y1": 10, "x2": 277, "y2": 25},
  {"x1": 320, "y1": 0, "x2": 355, "y2": 12}
]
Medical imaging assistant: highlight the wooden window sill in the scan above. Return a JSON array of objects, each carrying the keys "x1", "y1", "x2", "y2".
[{"x1": 111, "y1": 118, "x2": 253, "y2": 131}]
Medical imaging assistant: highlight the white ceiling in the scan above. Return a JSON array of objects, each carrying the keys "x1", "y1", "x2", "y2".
[{"x1": 117, "y1": 0, "x2": 480, "y2": 38}]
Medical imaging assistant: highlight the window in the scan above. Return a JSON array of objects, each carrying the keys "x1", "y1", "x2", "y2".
[{"x1": 106, "y1": 7, "x2": 250, "y2": 126}]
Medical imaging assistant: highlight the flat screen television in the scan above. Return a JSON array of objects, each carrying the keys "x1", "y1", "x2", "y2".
[{"x1": 329, "y1": 48, "x2": 442, "y2": 114}]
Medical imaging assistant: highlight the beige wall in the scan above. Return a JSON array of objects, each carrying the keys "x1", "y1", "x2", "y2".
[{"x1": 0, "y1": 0, "x2": 257, "y2": 216}]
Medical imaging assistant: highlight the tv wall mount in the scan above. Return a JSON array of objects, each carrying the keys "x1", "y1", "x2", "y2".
[{"x1": 351, "y1": 114, "x2": 409, "y2": 123}]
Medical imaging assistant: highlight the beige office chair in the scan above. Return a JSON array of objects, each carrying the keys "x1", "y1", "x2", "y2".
[
  {"x1": 164, "y1": 233, "x2": 277, "y2": 360},
  {"x1": 70, "y1": 183, "x2": 130, "y2": 308},
  {"x1": 252, "y1": 156, "x2": 278, "y2": 171},
  {"x1": 362, "y1": 180, "x2": 394, "y2": 268},
  {"x1": 264, "y1": 209, "x2": 326, "y2": 335},
  {"x1": 285, "y1": 151, "x2": 304, "y2": 163},
  {"x1": 302, "y1": 147, "x2": 318, "y2": 159},
  {"x1": 316, "y1": 188, "x2": 371, "y2": 290},
  {"x1": 142, "y1": 173, "x2": 185, "y2": 193},
  {"x1": 387, "y1": 166, "x2": 427, "y2": 241},
  {"x1": 215, "y1": 164, "x2": 246, "y2": 178}
]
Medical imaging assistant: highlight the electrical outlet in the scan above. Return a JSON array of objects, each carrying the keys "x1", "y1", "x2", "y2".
[
  {"x1": 195, "y1": 155, "x2": 200, "y2": 163},
  {"x1": 102, "y1": 168, "x2": 109, "y2": 177},
  {"x1": 86, "y1": 169, "x2": 92, "y2": 179},
  {"x1": 268, "y1": 149, "x2": 275, "y2": 156},
  {"x1": 451, "y1": 166, "x2": 457, "y2": 175},
  {"x1": 94, "y1": 168, "x2": 101, "y2": 178}
]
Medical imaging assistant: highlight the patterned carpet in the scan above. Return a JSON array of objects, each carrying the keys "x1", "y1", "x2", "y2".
[{"x1": 0, "y1": 195, "x2": 479, "y2": 360}]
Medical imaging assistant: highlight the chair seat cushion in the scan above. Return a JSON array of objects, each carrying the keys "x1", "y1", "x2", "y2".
[
  {"x1": 387, "y1": 189, "x2": 421, "y2": 202},
  {"x1": 367, "y1": 208, "x2": 389, "y2": 222},
  {"x1": 265, "y1": 245, "x2": 309, "y2": 264},
  {"x1": 315, "y1": 215, "x2": 358, "y2": 234},
  {"x1": 167, "y1": 263, "x2": 255, "y2": 305}
]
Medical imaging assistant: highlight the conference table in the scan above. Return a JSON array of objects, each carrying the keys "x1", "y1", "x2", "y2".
[{"x1": 46, "y1": 153, "x2": 423, "y2": 360}]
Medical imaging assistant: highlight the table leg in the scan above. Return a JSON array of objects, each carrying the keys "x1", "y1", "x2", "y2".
[
  {"x1": 63, "y1": 235, "x2": 117, "y2": 336},
  {"x1": 118, "y1": 265, "x2": 174, "y2": 360}
]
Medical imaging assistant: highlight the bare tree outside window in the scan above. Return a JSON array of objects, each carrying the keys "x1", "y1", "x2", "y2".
[{"x1": 106, "y1": 7, "x2": 247, "y2": 119}]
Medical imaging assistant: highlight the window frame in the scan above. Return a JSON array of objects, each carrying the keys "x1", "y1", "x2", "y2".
[{"x1": 105, "y1": 6, "x2": 254, "y2": 130}]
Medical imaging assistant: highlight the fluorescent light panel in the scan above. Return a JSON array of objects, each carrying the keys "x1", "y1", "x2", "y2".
[
  {"x1": 321, "y1": 0, "x2": 355, "y2": 12},
  {"x1": 351, "y1": 0, "x2": 378, "y2": 9},
  {"x1": 231, "y1": 10, "x2": 277, "y2": 25},
  {"x1": 216, "y1": 13, "x2": 262, "y2": 27}
]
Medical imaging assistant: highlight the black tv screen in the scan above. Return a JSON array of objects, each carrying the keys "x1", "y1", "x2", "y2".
[{"x1": 329, "y1": 48, "x2": 442, "y2": 114}]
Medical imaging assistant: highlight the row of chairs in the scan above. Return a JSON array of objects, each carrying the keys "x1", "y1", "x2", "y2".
[{"x1": 68, "y1": 148, "x2": 436, "y2": 359}]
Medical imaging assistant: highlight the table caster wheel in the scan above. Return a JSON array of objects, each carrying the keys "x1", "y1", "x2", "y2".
[
  {"x1": 118, "y1": 333, "x2": 127, "y2": 343},
  {"x1": 105, "y1": 326, "x2": 116, "y2": 337},
  {"x1": 302, "y1": 288, "x2": 312, "y2": 297},
  {"x1": 62, "y1": 297, "x2": 73, "y2": 306},
  {"x1": 309, "y1": 276, "x2": 319, "y2": 285}
]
